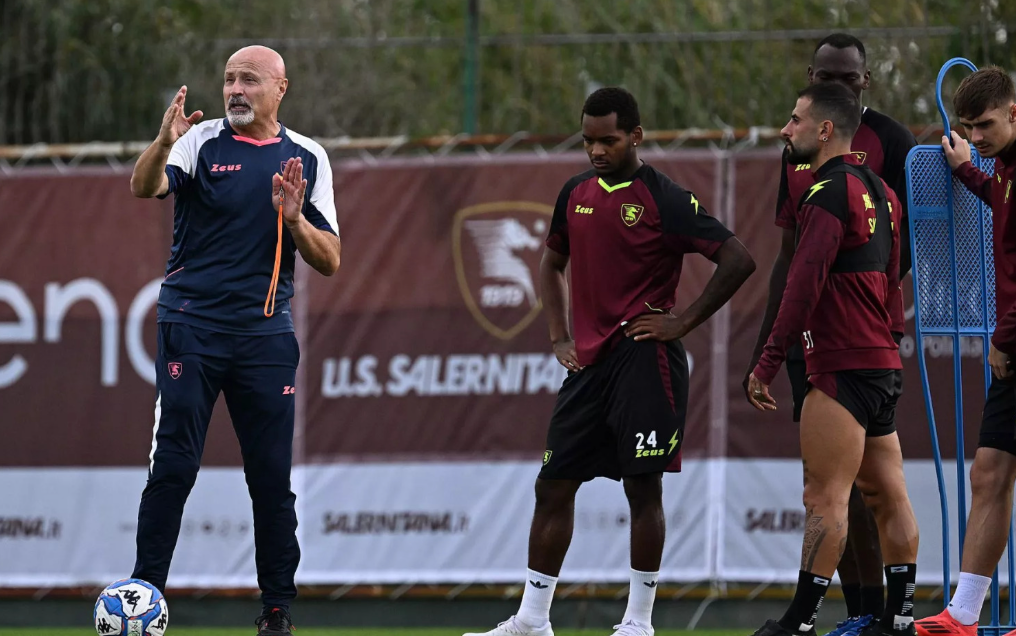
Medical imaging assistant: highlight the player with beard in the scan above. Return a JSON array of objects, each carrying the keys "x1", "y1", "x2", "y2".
[
  {"x1": 465, "y1": 87, "x2": 755, "y2": 636},
  {"x1": 744, "y1": 34, "x2": 917, "y2": 636},
  {"x1": 128, "y1": 45, "x2": 341, "y2": 636},
  {"x1": 914, "y1": 67, "x2": 1016, "y2": 636},
  {"x1": 747, "y1": 82, "x2": 918, "y2": 636}
]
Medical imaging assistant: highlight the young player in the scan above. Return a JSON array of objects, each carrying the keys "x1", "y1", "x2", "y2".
[
  {"x1": 465, "y1": 87, "x2": 755, "y2": 636},
  {"x1": 914, "y1": 67, "x2": 1016, "y2": 636}
]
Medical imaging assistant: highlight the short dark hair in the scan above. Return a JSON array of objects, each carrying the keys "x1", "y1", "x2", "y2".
[
  {"x1": 813, "y1": 33, "x2": 866, "y2": 65},
  {"x1": 798, "y1": 82, "x2": 862, "y2": 140},
  {"x1": 582, "y1": 87, "x2": 641, "y2": 133},
  {"x1": 954, "y1": 67, "x2": 1016, "y2": 120}
]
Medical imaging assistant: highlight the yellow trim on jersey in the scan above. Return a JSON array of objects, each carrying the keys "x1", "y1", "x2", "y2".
[{"x1": 598, "y1": 178, "x2": 633, "y2": 193}]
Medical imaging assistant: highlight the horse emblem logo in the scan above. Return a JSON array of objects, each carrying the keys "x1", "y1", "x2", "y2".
[
  {"x1": 452, "y1": 201, "x2": 553, "y2": 340},
  {"x1": 621, "y1": 204, "x2": 644, "y2": 227}
]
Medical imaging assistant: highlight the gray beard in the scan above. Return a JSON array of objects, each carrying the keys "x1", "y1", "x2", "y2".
[{"x1": 227, "y1": 109, "x2": 255, "y2": 128}]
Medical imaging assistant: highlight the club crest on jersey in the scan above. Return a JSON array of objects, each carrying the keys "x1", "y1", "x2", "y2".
[
  {"x1": 851, "y1": 151, "x2": 867, "y2": 164},
  {"x1": 621, "y1": 204, "x2": 644, "y2": 227},
  {"x1": 168, "y1": 362, "x2": 183, "y2": 380},
  {"x1": 543, "y1": 450, "x2": 553, "y2": 465},
  {"x1": 452, "y1": 201, "x2": 552, "y2": 340}
]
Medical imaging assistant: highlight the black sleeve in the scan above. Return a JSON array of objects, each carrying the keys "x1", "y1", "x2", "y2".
[
  {"x1": 652, "y1": 173, "x2": 734, "y2": 257},
  {"x1": 879, "y1": 120, "x2": 917, "y2": 277},
  {"x1": 546, "y1": 175, "x2": 584, "y2": 255},
  {"x1": 879, "y1": 121, "x2": 917, "y2": 211},
  {"x1": 775, "y1": 147, "x2": 797, "y2": 229}
]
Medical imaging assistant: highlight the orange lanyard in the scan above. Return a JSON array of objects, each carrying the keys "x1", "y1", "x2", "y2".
[{"x1": 264, "y1": 192, "x2": 284, "y2": 317}]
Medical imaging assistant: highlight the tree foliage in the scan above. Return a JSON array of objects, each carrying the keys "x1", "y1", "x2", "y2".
[{"x1": 0, "y1": 0, "x2": 1013, "y2": 143}]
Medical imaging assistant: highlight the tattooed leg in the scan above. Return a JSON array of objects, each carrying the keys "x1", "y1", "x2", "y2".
[{"x1": 798, "y1": 386, "x2": 867, "y2": 578}]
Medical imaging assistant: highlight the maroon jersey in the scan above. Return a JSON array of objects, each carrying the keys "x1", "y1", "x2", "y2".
[
  {"x1": 546, "y1": 164, "x2": 733, "y2": 366},
  {"x1": 754, "y1": 157, "x2": 903, "y2": 385},
  {"x1": 775, "y1": 107, "x2": 916, "y2": 335},
  {"x1": 954, "y1": 146, "x2": 1016, "y2": 353}
]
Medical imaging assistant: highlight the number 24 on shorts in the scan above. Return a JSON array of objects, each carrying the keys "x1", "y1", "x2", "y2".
[{"x1": 634, "y1": 430, "x2": 678, "y2": 458}]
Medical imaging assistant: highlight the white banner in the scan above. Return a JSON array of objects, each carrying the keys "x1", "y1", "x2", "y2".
[
  {"x1": 0, "y1": 459, "x2": 998, "y2": 586},
  {"x1": 718, "y1": 459, "x2": 974, "y2": 586},
  {"x1": 0, "y1": 468, "x2": 257, "y2": 588},
  {"x1": 297, "y1": 461, "x2": 711, "y2": 584}
]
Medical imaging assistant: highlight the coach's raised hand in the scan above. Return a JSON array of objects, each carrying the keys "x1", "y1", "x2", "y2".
[
  {"x1": 158, "y1": 86, "x2": 204, "y2": 148},
  {"x1": 130, "y1": 85, "x2": 203, "y2": 198}
]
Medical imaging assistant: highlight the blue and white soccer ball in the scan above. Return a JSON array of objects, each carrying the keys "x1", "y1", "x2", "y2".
[{"x1": 94, "y1": 578, "x2": 168, "y2": 636}]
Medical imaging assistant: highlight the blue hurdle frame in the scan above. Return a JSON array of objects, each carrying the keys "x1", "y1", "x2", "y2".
[{"x1": 908, "y1": 57, "x2": 1014, "y2": 636}]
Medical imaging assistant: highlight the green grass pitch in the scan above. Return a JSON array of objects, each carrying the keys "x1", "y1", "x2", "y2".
[{"x1": 0, "y1": 625, "x2": 747, "y2": 629}]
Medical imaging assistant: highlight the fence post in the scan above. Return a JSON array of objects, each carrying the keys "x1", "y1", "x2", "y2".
[{"x1": 463, "y1": 0, "x2": 480, "y2": 134}]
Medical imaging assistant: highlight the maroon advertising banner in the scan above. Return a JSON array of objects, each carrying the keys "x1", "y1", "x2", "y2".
[
  {"x1": 301, "y1": 153, "x2": 723, "y2": 463},
  {"x1": 0, "y1": 152, "x2": 986, "y2": 468}
]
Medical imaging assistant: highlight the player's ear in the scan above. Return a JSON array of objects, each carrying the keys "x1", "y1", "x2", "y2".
[
  {"x1": 1009, "y1": 102, "x2": 1016, "y2": 123},
  {"x1": 820, "y1": 120, "x2": 833, "y2": 142},
  {"x1": 631, "y1": 126, "x2": 644, "y2": 147},
  {"x1": 807, "y1": 65, "x2": 814, "y2": 84},
  {"x1": 278, "y1": 78, "x2": 288, "y2": 102},
  {"x1": 862, "y1": 69, "x2": 871, "y2": 91}
]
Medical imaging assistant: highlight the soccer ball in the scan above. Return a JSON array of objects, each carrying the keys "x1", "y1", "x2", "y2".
[{"x1": 94, "y1": 579, "x2": 168, "y2": 636}]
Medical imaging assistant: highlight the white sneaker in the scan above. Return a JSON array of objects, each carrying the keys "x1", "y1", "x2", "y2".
[
  {"x1": 611, "y1": 619, "x2": 655, "y2": 636},
  {"x1": 463, "y1": 615, "x2": 554, "y2": 636}
]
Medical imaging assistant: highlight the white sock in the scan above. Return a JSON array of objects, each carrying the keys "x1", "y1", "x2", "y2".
[
  {"x1": 517, "y1": 568, "x2": 557, "y2": 628},
  {"x1": 622, "y1": 568, "x2": 660, "y2": 626},
  {"x1": 947, "y1": 572, "x2": 991, "y2": 625}
]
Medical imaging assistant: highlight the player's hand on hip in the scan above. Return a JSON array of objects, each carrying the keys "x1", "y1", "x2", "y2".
[
  {"x1": 989, "y1": 343, "x2": 1013, "y2": 380},
  {"x1": 158, "y1": 86, "x2": 203, "y2": 148},
  {"x1": 941, "y1": 131, "x2": 971, "y2": 170},
  {"x1": 747, "y1": 373, "x2": 777, "y2": 411},
  {"x1": 552, "y1": 339, "x2": 582, "y2": 372},
  {"x1": 624, "y1": 312, "x2": 685, "y2": 342},
  {"x1": 273, "y1": 157, "x2": 308, "y2": 223}
]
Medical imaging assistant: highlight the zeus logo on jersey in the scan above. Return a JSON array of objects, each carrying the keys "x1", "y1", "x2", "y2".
[
  {"x1": 574, "y1": 205, "x2": 594, "y2": 215},
  {"x1": 209, "y1": 163, "x2": 241, "y2": 172}
]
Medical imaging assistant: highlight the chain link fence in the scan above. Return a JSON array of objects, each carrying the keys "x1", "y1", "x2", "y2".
[{"x1": 1, "y1": 0, "x2": 1014, "y2": 145}]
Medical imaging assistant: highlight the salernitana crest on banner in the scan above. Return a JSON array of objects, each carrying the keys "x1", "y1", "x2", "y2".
[{"x1": 452, "y1": 201, "x2": 553, "y2": 340}]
